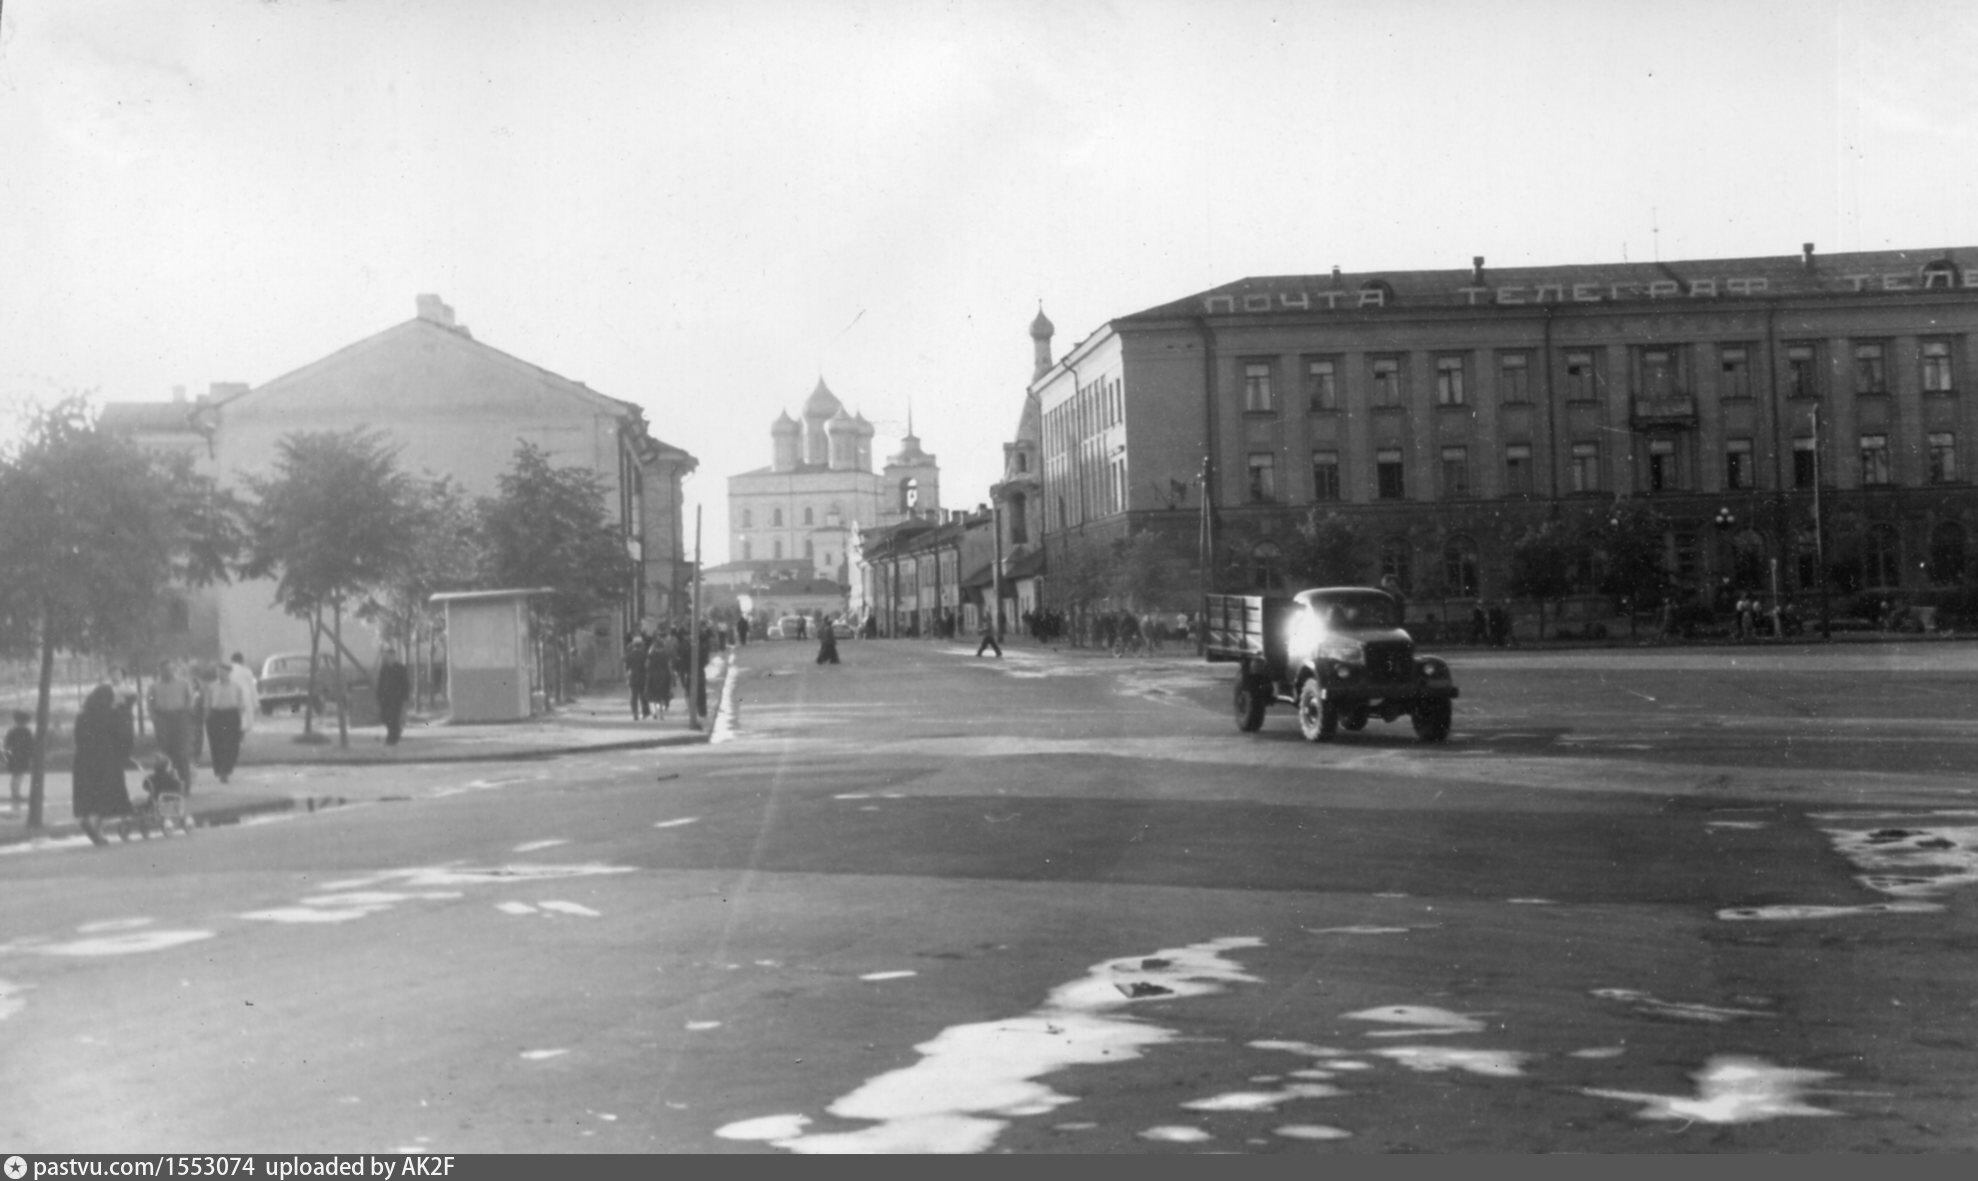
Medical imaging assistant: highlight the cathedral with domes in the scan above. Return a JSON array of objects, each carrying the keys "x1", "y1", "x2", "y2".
[{"x1": 727, "y1": 378, "x2": 940, "y2": 584}]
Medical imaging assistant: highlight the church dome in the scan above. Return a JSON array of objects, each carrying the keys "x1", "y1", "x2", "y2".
[
  {"x1": 803, "y1": 378, "x2": 845, "y2": 421},
  {"x1": 1030, "y1": 306, "x2": 1055, "y2": 339},
  {"x1": 771, "y1": 410, "x2": 799, "y2": 436}
]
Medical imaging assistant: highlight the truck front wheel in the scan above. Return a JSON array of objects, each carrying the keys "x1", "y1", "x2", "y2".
[
  {"x1": 1234, "y1": 677, "x2": 1268, "y2": 732},
  {"x1": 1412, "y1": 699, "x2": 1452, "y2": 743},
  {"x1": 1297, "y1": 681, "x2": 1337, "y2": 742}
]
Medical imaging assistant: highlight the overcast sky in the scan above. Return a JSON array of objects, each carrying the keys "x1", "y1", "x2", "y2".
[{"x1": 5, "y1": 0, "x2": 1977, "y2": 565}]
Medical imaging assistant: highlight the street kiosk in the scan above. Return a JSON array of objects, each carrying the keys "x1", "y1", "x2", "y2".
[{"x1": 429, "y1": 588, "x2": 551, "y2": 723}]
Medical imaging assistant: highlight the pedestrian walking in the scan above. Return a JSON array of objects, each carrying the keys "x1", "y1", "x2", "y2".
[
  {"x1": 645, "y1": 634, "x2": 674, "y2": 718},
  {"x1": 736, "y1": 615, "x2": 751, "y2": 647},
  {"x1": 228, "y1": 652, "x2": 260, "y2": 729},
  {"x1": 71, "y1": 684, "x2": 135, "y2": 845},
  {"x1": 624, "y1": 633, "x2": 650, "y2": 719},
  {"x1": 376, "y1": 647, "x2": 412, "y2": 745},
  {"x1": 816, "y1": 617, "x2": 841, "y2": 665},
  {"x1": 975, "y1": 613, "x2": 1003, "y2": 658},
  {"x1": 202, "y1": 663, "x2": 249, "y2": 784},
  {"x1": 146, "y1": 660, "x2": 196, "y2": 793},
  {"x1": 189, "y1": 664, "x2": 208, "y2": 764},
  {"x1": 6, "y1": 709, "x2": 34, "y2": 810}
]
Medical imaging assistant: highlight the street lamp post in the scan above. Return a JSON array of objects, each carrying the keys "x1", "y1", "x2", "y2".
[{"x1": 1714, "y1": 506, "x2": 1736, "y2": 611}]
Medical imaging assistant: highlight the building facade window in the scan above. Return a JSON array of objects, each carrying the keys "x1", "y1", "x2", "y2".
[
  {"x1": 804, "y1": 506, "x2": 814, "y2": 526},
  {"x1": 1929, "y1": 432, "x2": 1958, "y2": 483},
  {"x1": 742, "y1": 508, "x2": 754, "y2": 528},
  {"x1": 1375, "y1": 448, "x2": 1405, "y2": 500},
  {"x1": 772, "y1": 508, "x2": 784, "y2": 527},
  {"x1": 1793, "y1": 437, "x2": 1818, "y2": 489},
  {"x1": 1786, "y1": 344, "x2": 1819, "y2": 398},
  {"x1": 1251, "y1": 541, "x2": 1283, "y2": 590},
  {"x1": 1564, "y1": 351, "x2": 1597, "y2": 401},
  {"x1": 1371, "y1": 357, "x2": 1403, "y2": 407},
  {"x1": 1379, "y1": 536, "x2": 1412, "y2": 592},
  {"x1": 1930, "y1": 521, "x2": 1967, "y2": 584},
  {"x1": 1504, "y1": 443, "x2": 1533, "y2": 495},
  {"x1": 805, "y1": 539, "x2": 815, "y2": 559},
  {"x1": 1243, "y1": 360, "x2": 1275, "y2": 413},
  {"x1": 1923, "y1": 340, "x2": 1956, "y2": 392},
  {"x1": 773, "y1": 540, "x2": 784, "y2": 559},
  {"x1": 1440, "y1": 446, "x2": 1469, "y2": 498},
  {"x1": 1636, "y1": 346, "x2": 1684, "y2": 398},
  {"x1": 1498, "y1": 352, "x2": 1530, "y2": 403},
  {"x1": 1719, "y1": 346, "x2": 1751, "y2": 399},
  {"x1": 742, "y1": 540, "x2": 753, "y2": 560},
  {"x1": 1311, "y1": 451, "x2": 1341, "y2": 501},
  {"x1": 1305, "y1": 357, "x2": 1338, "y2": 411},
  {"x1": 1570, "y1": 442, "x2": 1599, "y2": 492},
  {"x1": 1435, "y1": 355, "x2": 1467, "y2": 406},
  {"x1": 1865, "y1": 523, "x2": 1900, "y2": 588},
  {"x1": 1442, "y1": 535, "x2": 1481, "y2": 597},
  {"x1": 1647, "y1": 438, "x2": 1679, "y2": 492},
  {"x1": 1860, "y1": 434, "x2": 1891, "y2": 486},
  {"x1": 1726, "y1": 438, "x2": 1754, "y2": 490},
  {"x1": 1247, "y1": 452, "x2": 1276, "y2": 502},
  {"x1": 1853, "y1": 342, "x2": 1888, "y2": 395}
]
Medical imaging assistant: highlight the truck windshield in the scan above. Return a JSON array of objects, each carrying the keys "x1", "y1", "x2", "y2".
[{"x1": 1311, "y1": 593, "x2": 1401, "y2": 629}]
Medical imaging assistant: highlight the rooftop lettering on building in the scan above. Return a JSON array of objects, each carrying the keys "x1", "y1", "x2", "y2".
[{"x1": 1179, "y1": 251, "x2": 1978, "y2": 316}]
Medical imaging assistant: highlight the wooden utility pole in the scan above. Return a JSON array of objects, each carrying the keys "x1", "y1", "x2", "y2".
[{"x1": 690, "y1": 505, "x2": 705, "y2": 729}]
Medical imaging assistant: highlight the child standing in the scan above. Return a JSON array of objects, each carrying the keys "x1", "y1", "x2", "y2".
[{"x1": 5, "y1": 710, "x2": 33, "y2": 810}]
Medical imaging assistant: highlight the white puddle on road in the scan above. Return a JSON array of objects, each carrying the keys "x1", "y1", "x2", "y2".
[
  {"x1": 715, "y1": 936, "x2": 1264, "y2": 1154},
  {"x1": 1586, "y1": 1056, "x2": 1840, "y2": 1123},
  {"x1": 1715, "y1": 813, "x2": 1978, "y2": 920},
  {"x1": 1372, "y1": 1047, "x2": 1531, "y2": 1077},
  {"x1": 1180, "y1": 1083, "x2": 1341, "y2": 1111},
  {"x1": 1719, "y1": 901, "x2": 1942, "y2": 921},
  {"x1": 1592, "y1": 989, "x2": 1777, "y2": 1023},
  {"x1": 652, "y1": 817, "x2": 699, "y2": 829},
  {"x1": 1, "y1": 978, "x2": 28, "y2": 1020},
  {"x1": 1826, "y1": 824, "x2": 1978, "y2": 899},
  {"x1": 29, "y1": 929, "x2": 215, "y2": 956},
  {"x1": 1342, "y1": 1005, "x2": 1488, "y2": 1037},
  {"x1": 859, "y1": 971, "x2": 916, "y2": 982},
  {"x1": 514, "y1": 839, "x2": 569, "y2": 853}
]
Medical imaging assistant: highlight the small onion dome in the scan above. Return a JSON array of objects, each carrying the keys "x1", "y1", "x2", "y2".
[
  {"x1": 771, "y1": 410, "x2": 799, "y2": 435},
  {"x1": 853, "y1": 410, "x2": 875, "y2": 437},
  {"x1": 1030, "y1": 306, "x2": 1054, "y2": 339},
  {"x1": 825, "y1": 408, "x2": 856, "y2": 435}
]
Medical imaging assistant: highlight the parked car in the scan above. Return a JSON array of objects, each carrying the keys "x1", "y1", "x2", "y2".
[
  {"x1": 257, "y1": 652, "x2": 369, "y2": 715},
  {"x1": 768, "y1": 615, "x2": 807, "y2": 639}
]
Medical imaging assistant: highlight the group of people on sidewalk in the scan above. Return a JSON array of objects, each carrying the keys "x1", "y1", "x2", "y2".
[
  {"x1": 624, "y1": 623, "x2": 716, "y2": 720},
  {"x1": 37, "y1": 653, "x2": 261, "y2": 845}
]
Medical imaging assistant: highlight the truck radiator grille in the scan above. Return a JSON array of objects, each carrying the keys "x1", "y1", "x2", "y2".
[{"x1": 1365, "y1": 641, "x2": 1411, "y2": 681}]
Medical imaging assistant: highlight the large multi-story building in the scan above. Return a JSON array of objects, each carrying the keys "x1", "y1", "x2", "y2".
[
  {"x1": 1011, "y1": 244, "x2": 1978, "y2": 615},
  {"x1": 727, "y1": 379, "x2": 940, "y2": 584},
  {"x1": 102, "y1": 294, "x2": 696, "y2": 671}
]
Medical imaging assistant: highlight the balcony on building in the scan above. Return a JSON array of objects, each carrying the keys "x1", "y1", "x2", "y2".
[{"x1": 1631, "y1": 395, "x2": 1698, "y2": 429}]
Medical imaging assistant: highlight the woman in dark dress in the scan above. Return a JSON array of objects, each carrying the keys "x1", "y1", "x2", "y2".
[
  {"x1": 72, "y1": 683, "x2": 135, "y2": 845},
  {"x1": 644, "y1": 636, "x2": 673, "y2": 718}
]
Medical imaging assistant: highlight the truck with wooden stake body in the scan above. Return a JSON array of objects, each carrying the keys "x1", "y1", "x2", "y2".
[{"x1": 1203, "y1": 587, "x2": 1458, "y2": 742}]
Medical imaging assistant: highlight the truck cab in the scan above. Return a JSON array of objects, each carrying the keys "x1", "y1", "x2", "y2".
[{"x1": 1204, "y1": 587, "x2": 1458, "y2": 743}]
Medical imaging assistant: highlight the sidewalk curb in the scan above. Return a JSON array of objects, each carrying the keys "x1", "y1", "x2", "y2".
[{"x1": 1, "y1": 661, "x2": 733, "y2": 849}]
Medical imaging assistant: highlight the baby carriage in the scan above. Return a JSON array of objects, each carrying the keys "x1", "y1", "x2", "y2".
[{"x1": 124, "y1": 758, "x2": 194, "y2": 839}]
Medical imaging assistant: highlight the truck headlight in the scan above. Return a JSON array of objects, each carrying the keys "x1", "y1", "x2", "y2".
[{"x1": 1417, "y1": 658, "x2": 1448, "y2": 679}]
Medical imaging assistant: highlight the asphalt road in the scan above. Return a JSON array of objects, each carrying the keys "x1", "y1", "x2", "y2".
[{"x1": 2, "y1": 635, "x2": 1976, "y2": 1153}]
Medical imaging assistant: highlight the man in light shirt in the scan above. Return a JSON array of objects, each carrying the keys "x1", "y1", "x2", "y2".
[
  {"x1": 204, "y1": 654, "x2": 256, "y2": 783},
  {"x1": 228, "y1": 652, "x2": 260, "y2": 732}
]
